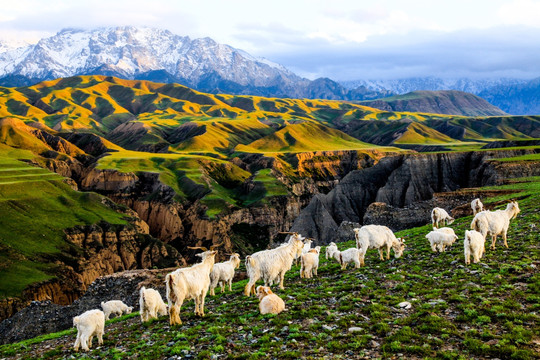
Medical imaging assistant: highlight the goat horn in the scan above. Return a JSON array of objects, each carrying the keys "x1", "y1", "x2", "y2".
[
  {"x1": 209, "y1": 242, "x2": 223, "y2": 250},
  {"x1": 278, "y1": 232, "x2": 295, "y2": 234},
  {"x1": 187, "y1": 246, "x2": 208, "y2": 251}
]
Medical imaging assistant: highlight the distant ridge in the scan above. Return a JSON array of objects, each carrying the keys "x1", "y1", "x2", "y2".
[{"x1": 359, "y1": 90, "x2": 507, "y2": 117}]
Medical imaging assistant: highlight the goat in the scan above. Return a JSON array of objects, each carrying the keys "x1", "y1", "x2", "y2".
[
  {"x1": 353, "y1": 225, "x2": 405, "y2": 266},
  {"x1": 431, "y1": 207, "x2": 455, "y2": 228},
  {"x1": 300, "y1": 246, "x2": 321, "y2": 278},
  {"x1": 464, "y1": 230, "x2": 486, "y2": 265},
  {"x1": 325, "y1": 242, "x2": 338, "y2": 260},
  {"x1": 425, "y1": 227, "x2": 458, "y2": 252},
  {"x1": 166, "y1": 243, "x2": 220, "y2": 325},
  {"x1": 73, "y1": 309, "x2": 105, "y2": 352},
  {"x1": 100, "y1": 300, "x2": 133, "y2": 320},
  {"x1": 295, "y1": 238, "x2": 313, "y2": 265},
  {"x1": 209, "y1": 253, "x2": 241, "y2": 296},
  {"x1": 139, "y1": 286, "x2": 167, "y2": 323},
  {"x1": 471, "y1": 198, "x2": 485, "y2": 216},
  {"x1": 244, "y1": 232, "x2": 304, "y2": 296},
  {"x1": 256, "y1": 286, "x2": 285, "y2": 315},
  {"x1": 338, "y1": 248, "x2": 362, "y2": 270},
  {"x1": 471, "y1": 201, "x2": 520, "y2": 249}
]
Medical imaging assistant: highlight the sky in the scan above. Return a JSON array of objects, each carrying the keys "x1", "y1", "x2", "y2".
[{"x1": 1, "y1": 0, "x2": 540, "y2": 81}]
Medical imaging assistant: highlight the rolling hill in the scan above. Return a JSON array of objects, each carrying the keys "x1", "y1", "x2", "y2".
[{"x1": 359, "y1": 90, "x2": 507, "y2": 117}]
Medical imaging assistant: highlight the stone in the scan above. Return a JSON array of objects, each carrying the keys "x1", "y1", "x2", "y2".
[
  {"x1": 397, "y1": 301, "x2": 412, "y2": 309},
  {"x1": 348, "y1": 327, "x2": 363, "y2": 332}
]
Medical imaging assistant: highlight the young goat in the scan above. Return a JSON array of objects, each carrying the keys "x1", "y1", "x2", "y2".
[
  {"x1": 325, "y1": 242, "x2": 338, "y2": 260},
  {"x1": 425, "y1": 227, "x2": 458, "y2": 252},
  {"x1": 471, "y1": 201, "x2": 520, "y2": 250},
  {"x1": 139, "y1": 286, "x2": 167, "y2": 323},
  {"x1": 73, "y1": 309, "x2": 105, "y2": 352},
  {"x1": 100, "y1": 300, "x2": 133, "y2": 320},
  {"x1": 431, "y1": 207, "x2": 455, "y2": 228},
  {"x1": 338, "y1": 248, "x2": 362, "y2": 270},
  {"x1": 244, "y1": 232, "x2": 304, "y2": 296},
  {"x1": 464, "y1": 230, "x2": 486, "y2": 265},
  {"x1": 256, "y1": 286, "x2": 285, "y2": 315},
  {"x1": 300, "y1": 246, "x2": 321, "y2": 278},
  {"x1": 209, "y1": 253, "x2": 241, "y2": 296}
]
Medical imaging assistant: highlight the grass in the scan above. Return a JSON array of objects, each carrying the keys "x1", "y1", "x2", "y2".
[
  {"x1": 0, "y1": 154, "x2": 129, "y2": 298},
  {"x1": 2, "y1": 172, "x2": 538, "y2": 359}
]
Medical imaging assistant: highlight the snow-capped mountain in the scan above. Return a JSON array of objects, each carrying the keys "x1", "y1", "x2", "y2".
[
  {"x1": 0, "y1": 27, "x2": 299, "y2": 89},
  {"x1": 341, "y1": 77, "x2": 528, "y2": 96}
]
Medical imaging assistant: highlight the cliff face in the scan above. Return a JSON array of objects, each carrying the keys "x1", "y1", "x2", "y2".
[
  {"x1": 291, "y1": 149, "x2": 540, "y2": 243},
  {"x1": 0, "y1": 222, "x2": 182, "y2": 322}
]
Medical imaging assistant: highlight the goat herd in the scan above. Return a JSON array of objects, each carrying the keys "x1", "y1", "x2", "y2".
[{"x1": 71, "y1": 198, "x2": 521, "y2": 352}]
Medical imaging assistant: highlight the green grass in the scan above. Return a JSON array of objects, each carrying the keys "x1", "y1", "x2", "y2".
[
  {"x1": 0, "y1": 155, "x2": 129, "y2": 298},
  {"x1": 2, "y1": 174, "x2": 538, "y2": 359}
]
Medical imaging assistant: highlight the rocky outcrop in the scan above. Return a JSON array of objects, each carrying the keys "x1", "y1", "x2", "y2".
[
  {"x1": 291, "y1": 148, "x2": 540, "y2": 243},
  {"x1": 0, "y1": 268, "x2": 173, "y2": 344}
]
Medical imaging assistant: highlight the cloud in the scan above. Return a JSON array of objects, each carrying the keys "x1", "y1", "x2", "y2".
[
  {"x1": 498, "y1": 0, "x2": 540, "y2": 27},
  {"x1": 258, "y1": 26, "x2": 540, "y2": 80}
]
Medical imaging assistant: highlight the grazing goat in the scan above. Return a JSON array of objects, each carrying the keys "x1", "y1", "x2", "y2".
[
  {"x1": 338, "y1": 248, "x2": 362, "y2": 270},
  {"x1": 353, "y1": 225, "x2": 406, "y2": 266},
  {"x1": 244, "y1": 232, "x2": 304, "y2": 296},
  {"x1": 471, "y1": 201, "x2": 520, "y2": 250},
  {"x1": 425, "y1": 227, "x2": 458, "y2": 252},
  {"x1": 300, "y1": 246, "x2": 321, "y2": 278},
  {"x1": 166, "y1": 245, "x2": 219, "y2": 325},
  {"x1": 431, "y1": 207, "x2": 455, "y2": 228},
  {"x1": 257, "y1": 286, "x2": 285, "y2": 315},
  {"x1": 139, "y1": 286, "x2": 167, "y2": 323},
  {"x1": 325, "y1": 242, "x2": 338, "y2": 260},
  {"x1": 471, "y1": 198, "x2": 485, "y2": 216},
  {"x1": 73, "y1": 309, "x2": 105, "y2": 352},
  {"x1": 209, "y1": 253, "x2": 241, "y2": 296},
  {"x1": 464, "y1": 230, "x2": 485, "y2": 265},
  {"x1": 100, "y1": 300, "x2": 133, "y2": 320}
]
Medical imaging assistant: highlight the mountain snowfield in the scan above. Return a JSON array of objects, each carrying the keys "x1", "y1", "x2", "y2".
[{"x1": 0, "y1": 26, "x2": 298, "y2": 88}]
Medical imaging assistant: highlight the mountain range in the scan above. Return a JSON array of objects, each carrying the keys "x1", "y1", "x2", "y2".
[{"x1": 0, "y1": 26, "x2": 538, "y2": 115}]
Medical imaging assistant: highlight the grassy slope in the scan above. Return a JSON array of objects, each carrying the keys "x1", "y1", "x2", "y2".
[
  {"x1": 2, "y1": 167, "x2": 538, "y2": 359},
  {"x1": 0, "y1": 150, "x2": 129, "y2": 298}
]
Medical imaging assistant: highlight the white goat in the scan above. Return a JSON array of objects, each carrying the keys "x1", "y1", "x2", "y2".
[
  {"x1": 300, "y1": 246, "x2": 321, "y2": 278},
  {"x1": 337, "y1": 248, "x2": 362, "y2": 270},
  {"x1": 325, "y1": 242, "x2": 338, "y2": 260},
  {"x1": 209, "y1": 253, "x2": 241, "y2": 296},
  {"x1": 73, "y1": 309, "x2": 105, "y2": 352},
  {"x1": 353, "y1": 225, "x2": 406, "y2": 266},
  {"x1": 471, "y1": 198, "x2": 485, "y2": 216},
  {"x1": 256, "y1": 286, "x2": 285, "y2": 315},
  {"x1": 244, "y1": 232, "x2": 304, "y2": 296},
  {"x1": 464, "y1": 230, "x2": 486, "y2": 265},
  {"x1": 166, "y1": 247, "x2": 218, "y2": 325},
  {"x1": 100, "y1": 300, "x2": 133, "y2": 320},
  {"x1": 431, "y1": 207, "x2": 455, "y2": 228},
  {"x1": 471, "y1": 201, "x2": 520, "y2": 250},
  {"x1": 295, "y1": 238, "x2": 312, "y2": 265},
  {"x1": 139, "y1": 286, "x2": 168, "y2": 323},
  {"x1": 425, "y1": 227, "x2": 458, "y2": 252}
]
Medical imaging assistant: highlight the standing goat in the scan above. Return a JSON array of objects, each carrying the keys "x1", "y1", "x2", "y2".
[
  {"x1": 209, "y1": 253, "x2": 241, "y2": 296},
  {"x1": 100, "y1": 300, "x2": 133, "y2": 320},
  {"x1": 325, "y1": 242, "x2": 338, "y2": 260},
  {"x1": 471, "y1": 198, "x2": 485, "y2": 216},
  {"x1": 471, "y1": 201, "x2": 520, "y2": 250},
  {"x1": 354, "y1": 225, "x2": 405, "y2": 266},
  {"x1": 73, "y1": 309, "x2": 105, "y2": 352},
  {"x1": 166, "y1": 244, "x2": 220, "y2": 325},
  {"x1": 244, "y1": 232, "x2": 304, "y2": 296},
  {"x1": 295, "y1": 238, "x2": 313, "y2": 265},
  {"x1": 300, "y1": 246, "x2": 321, "y2": 278},
  {"x1": 425, "y1": 227, "x2": 458, "y2": 252},
  {"x1": 431, "y1": 207, "x2": 455, "y2": 228},
  {"x1": 464, "y1": 230, "x2": 485, "y2": 265}
]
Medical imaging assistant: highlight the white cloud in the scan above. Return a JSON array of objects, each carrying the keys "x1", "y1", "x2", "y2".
[{"x1": 498, "y1": 0, "x2": 540, "y2": 27}]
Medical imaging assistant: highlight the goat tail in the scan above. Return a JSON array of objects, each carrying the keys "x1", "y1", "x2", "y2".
[
  {"x1": 471, "y1": 216, "x2": 479, "y2": 231},
  {"x1": 165, "y1": 273, "x2": 176, "y2": 303},
  {"x1": 100, "y1": 301, "x2": 105, "y2": 307}
]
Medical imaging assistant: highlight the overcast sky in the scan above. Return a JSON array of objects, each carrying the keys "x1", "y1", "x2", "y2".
[{"x1": 1, "y1": 0, "x2": 539, "y2": 81}]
